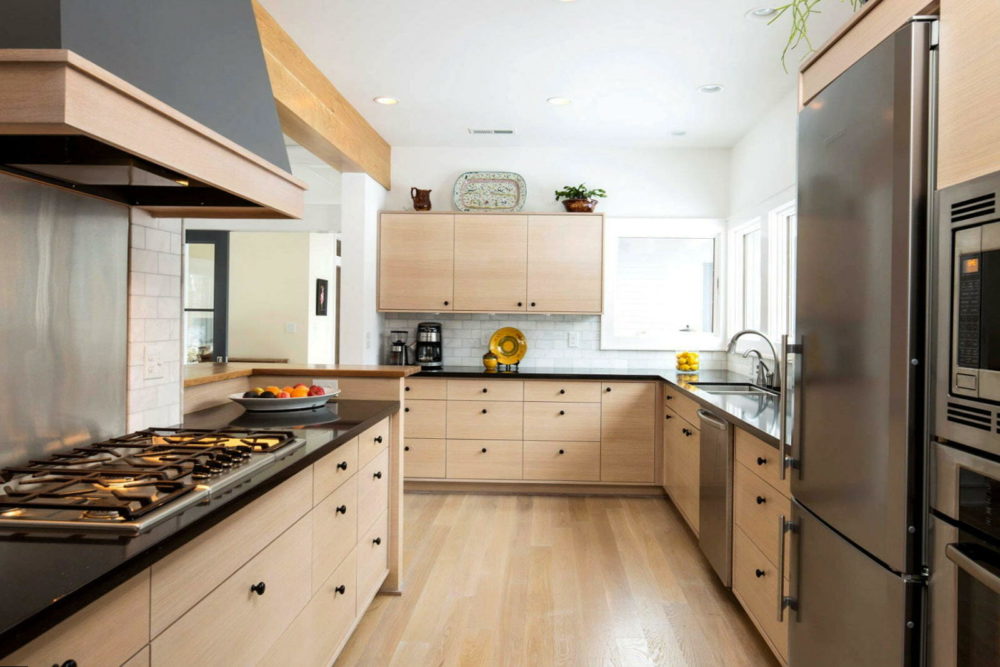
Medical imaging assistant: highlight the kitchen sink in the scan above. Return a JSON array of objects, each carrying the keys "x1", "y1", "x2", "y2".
[{"x1": 690, "y1": 382, "x2": 778, "y2": 397}]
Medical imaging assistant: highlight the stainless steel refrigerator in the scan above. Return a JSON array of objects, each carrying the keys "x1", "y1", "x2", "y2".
[{"x1": 788, "y1": 17, "x2": 935, "y2": 666}]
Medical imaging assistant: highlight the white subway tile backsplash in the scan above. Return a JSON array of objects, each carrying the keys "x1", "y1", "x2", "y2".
[
  {"x1": 132, "y1": 248, "x2": 158, "y2": 273},
  {"x1": 145, "y1": 228, "x2": 171, "y2": 253},
  {"x1": 158, "y1": 252, "x2": 181, "y2": 276}
]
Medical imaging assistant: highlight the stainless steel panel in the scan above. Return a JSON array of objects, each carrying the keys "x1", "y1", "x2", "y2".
[
  {"x1": 0, "y1": 174, "x2": 128, "y2": 468},
  {"x1": 794, "y1": 20, "x2": 932, "y2": 573},
  {"x1": 928, "y1": 514, "x2": 958, "y2": 667},
  {"x1": 697, "y1": 408, "x2": 732, "y2": 587},
  {"x1": 789, "y1": 500, "x2": 919, "y2": 667}
]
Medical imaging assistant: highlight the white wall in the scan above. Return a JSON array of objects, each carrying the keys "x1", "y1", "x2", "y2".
[
  {"x1": 340, "y1": 173, "x2": 387, "y2": 364},
  {"x1": 308, "y1": 232, "x2": 337, "y2": 364},
  {"x1": 389, "y1": 146, "x2": 731, "y2": 217}
]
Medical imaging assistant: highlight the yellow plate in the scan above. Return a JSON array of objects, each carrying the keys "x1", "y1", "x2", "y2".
[{"x1": 489, "y1": 327, "x2": 527, "y2": 365}]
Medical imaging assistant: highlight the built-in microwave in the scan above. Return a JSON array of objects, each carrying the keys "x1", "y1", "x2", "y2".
[{"x1": 936, "y1": 171, "x2": 1000, "y2": 457}]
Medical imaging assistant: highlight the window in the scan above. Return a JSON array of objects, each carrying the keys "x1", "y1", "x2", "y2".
[
  {"x1": 728, "y1": 219, "x2": 763, "y2": 337},
  {"x1": 184, "y1": 230, "x2": 229, "y2": 363},
  {"x1": 601, "y1": 218, "x2": 725, "y2": 350},
  {"x1": 767, "y1": 201, "x2": 797, "y2": 338}
]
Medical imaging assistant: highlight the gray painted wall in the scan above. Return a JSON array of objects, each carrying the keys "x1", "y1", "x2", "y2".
[{"x1": 0, "y1": 0, "x2": 290, "y2": 172}]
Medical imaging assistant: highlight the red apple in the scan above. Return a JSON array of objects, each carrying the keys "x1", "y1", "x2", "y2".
[
  {"x1": 308, "y1": 385, "x2": 325, "y2": 396},
  {"x1": 277, "y1": 391, "x2": 291, "y2": 398}
]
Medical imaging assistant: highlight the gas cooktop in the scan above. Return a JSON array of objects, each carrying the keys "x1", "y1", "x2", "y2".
[{"x1": 0, "y1": 427, "x2": 305, "y2": 534}]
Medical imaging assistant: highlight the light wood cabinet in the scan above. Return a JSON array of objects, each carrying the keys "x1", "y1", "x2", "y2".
[
  {"x1": 523, "y1": 401, "x2": 601, "y2": 442},
  {"x1": 734, "y1": 428, "x2": 790, "y2": 497},
  {"x1": 446, "y1": 439, "x2": 523, "y2": 479},
  {"x1": 357, "y1": 510, "x2": 390, "y2": 610},
  {"x1": 313, "y1": 437, "x2": 358, "y2": 504},
  {"x1": 405, "y1": 399, "x2": 446, "y2": 438},
  {"x1": 663, "y1": 408, "x2": 700, "y2": 534},
  {"x1": 527, "y1": 215, "x2": 603, "y2": 313},
  {"x1": 523, "y1": 440, "x2": 600, "y2": 481},
  {"x1": 734, "y1": 463, "x2": 792, "y2": 580},
  {"x1": 523, "y1": 380, "x2": 602, "y2": 403},
  {"x1": 446, "y1": 400, "x2": 523, "y2": 440},
  {"x1": 454, "y1": 214, "x2": 528, "y2": 311},
  {"x1": 600, "y1": 382, "x2": 656, "y2": 482},
  {"x1": 404, "y1": 437, "x2": 447, "y2": 478},
  {"x1": 357, "y1": 448, "x2": 390, "y2": 535},
  {"x1": 358, "y1": 418, "x2": 390, "y2": 467},
  {"x1": 378, "y1": 213, "x2": 454, "y2": 311},
  {"x1": 404, "y1": 377, "x2": 447, "y2": 400},
  {"x1": 733, "y1": 528, "x2": 789, "y2": 665},
  {"x1": 312, "y1": 476, "x2": 358, "y2": 593},
  {"x1": 447, "y1": 378, "x2": 524, "y2": 402}
]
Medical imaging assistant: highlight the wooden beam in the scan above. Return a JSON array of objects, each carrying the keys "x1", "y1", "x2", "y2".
[{"x1": 253, "y1": 1, "x2": 391, "y2": 190}]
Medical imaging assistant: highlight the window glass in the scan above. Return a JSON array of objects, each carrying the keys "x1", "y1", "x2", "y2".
[
  {"x1": 185, "y1": 243, "x2": 215, "y2": 310},
  {"x1": 742, "y1": 228, "x2": 762, "y2": 330}
]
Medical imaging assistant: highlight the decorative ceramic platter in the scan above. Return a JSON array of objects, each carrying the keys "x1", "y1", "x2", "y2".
[
  {"x1": 229, "y1": 390, "x2": 339, "y2": 412},
  {"x1": 489, "y1": 327, "x2": 527, "y2": 365},
  {"x1": 453, "y1": 171, "x2": 527, "y2": 212}
]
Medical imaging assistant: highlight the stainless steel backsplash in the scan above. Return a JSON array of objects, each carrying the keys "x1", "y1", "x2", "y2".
[{"x1": 0, "y1": 174, "x2": 128, "y2": 468}]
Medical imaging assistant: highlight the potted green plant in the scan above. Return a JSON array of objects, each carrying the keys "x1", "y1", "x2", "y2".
[
  {"x1": 554, "y1": 184, "x2": 607, "y2": 213},
  {"x1": 771, "y1": 0, "x2": 863, "y2": 69}
]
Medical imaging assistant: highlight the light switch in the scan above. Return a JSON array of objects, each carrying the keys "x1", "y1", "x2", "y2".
[
  {"x1": 144, "y1": 346, "x2": 165, "y2": 381},
  {"x1": 285, "y1": 322, "x2": 297, "y2": 334},
  {"x1": 568, "y1": 332, "x2": 580, "y2": 348}
]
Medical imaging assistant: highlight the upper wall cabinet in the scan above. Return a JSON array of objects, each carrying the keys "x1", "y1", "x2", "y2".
[
  {"x1": 378, "y1": 213, "x2": 455, "y2": 311},
  {"x1": 378, "y1": 212, "x2": 604, "y2": 314}
]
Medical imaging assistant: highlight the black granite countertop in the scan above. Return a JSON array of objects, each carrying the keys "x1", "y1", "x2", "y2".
[
  {"x1": 0, "y1": 399, "x2": 398, "y2": 657},
  {"x1": 416, "y1": 366, "x2": 784, "y2": 446}
]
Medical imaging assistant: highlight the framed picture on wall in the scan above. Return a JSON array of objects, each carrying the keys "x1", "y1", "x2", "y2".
[{"x1": 316, "y1": 278, "x2": 328, "y2": 316}]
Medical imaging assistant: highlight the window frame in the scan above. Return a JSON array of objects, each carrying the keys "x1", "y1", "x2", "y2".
[
  {"x1": 726, "y1": 217, "x2": 764, "y2": 345},
  {"x1": 600, "y1": 217, "x2": 726, "y2": 351},
  {"x1": 766, "y1": 200, "x2": 797, "y2": 339}
]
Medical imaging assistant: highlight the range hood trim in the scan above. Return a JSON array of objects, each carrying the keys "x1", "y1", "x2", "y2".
[{"x1": 0, "y1": 49, "x2": 307, "y2": 218}]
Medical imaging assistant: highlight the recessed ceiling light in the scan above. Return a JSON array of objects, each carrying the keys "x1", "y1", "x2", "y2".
[
  {"x1": 373, "y1": 96, "x2": 398, "y2": 105},
  {"x1": 547, "y1": 97, "x2": 572, "y2": 106},
  {"x1": 697, "y1": 84, "x2": 724, "y2": 94},
  {"x1": 671, "y1": 131, "x2": 687, "y2": 137},
  {"x1": 746, "y1": 7, "x2": 777, "y2": 19}
]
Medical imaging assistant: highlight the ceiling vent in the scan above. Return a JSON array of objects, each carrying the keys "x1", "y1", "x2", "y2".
[{"x1": 468, "y1": 129, "x2": 516, "y2": 135}]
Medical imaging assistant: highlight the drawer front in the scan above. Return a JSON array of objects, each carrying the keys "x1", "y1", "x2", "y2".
[
  {"x1": 734, "y1": 463, "x2": 792, "y2": 579},
  {"x1": 446, "y1": 439, "x2": 523, "y2": 479},
  {"x1": 311, "y1": 476, "x2": 358, "y2": 593},
  {"x1": 601, "y1": 382, "x2": 656, "y2": 442},
  {"x1": 663, "y1": 385, "x2": 701, "y2": 427},
  {"x1": 3, "y1": 571, "x2": 150, "y2": 667},
  {"x1": 446, "y1": 379, "x2": 524, "y2": 402},
  {"x1": 404, "y1": 377, "x2": 446, "y2": 400},
  {"x1": 358, "y1": 418, "x2": 390, "y2": 467},
  {"x1": 733, "y1": 527, "x2": 789, "y2": 662},
  {"x1": 260, "y1": 548, "x2": 357, "y2": 667},
  {"x1": 601, "y1": 438, "x2": 656, "y2": 483},
  {"x1": 151, "y1": 517, "x2": 312, "y2": 666},
  {"x1": 313, "y1": 437, "x2": 359, "y2": 504},
  {"x1": 357, "y1": 509, "x2": 390, "y2": 611},
  {"x1": 523, "y1": 380, "x2": 601, "y2": 403},
  {"x1": 446, "y1": 401, "x2": 523, "y2": 440},
  {"x1": 735, "y1": 428, "x2": 789, "y2": 497},
  {"x1": 357, "y1": 448, "x2": 390, "y2": 535},
  {"x1": 150, "y1": 467, "x2": 312, "y2": 636},
  {"x1": 523, "y1": 440, "x2": 600, "y2": 481},
  {"x1": 404, "y1": 437, "x2": 446, "y2": 478},
  {"x1": 404, "y1": 399, "x2": 446, "y2": 439},
  {"x1": 523, "y1": 402, "x2": 600, "y2": 441}
]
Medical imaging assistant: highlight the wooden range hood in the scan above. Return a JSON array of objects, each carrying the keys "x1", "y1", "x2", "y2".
[{"x1": 0, "y1": 49, "x2": 306, "y2": 218}]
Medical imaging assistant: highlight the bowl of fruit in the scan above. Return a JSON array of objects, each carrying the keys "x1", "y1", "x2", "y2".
[
  {"x1": 676, "y1": 351, "x2": 700, "y2": 372},
  {"x1": 229, "y1": 383, "x2": 338, "y2": 412}
]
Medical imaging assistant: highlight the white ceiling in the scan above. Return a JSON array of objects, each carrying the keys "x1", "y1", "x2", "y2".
[{"x1": 260, "y1": 0, "x2": 854, "y2": 148}]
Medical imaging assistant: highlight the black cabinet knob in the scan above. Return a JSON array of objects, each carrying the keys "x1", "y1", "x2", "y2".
[
  {"x1": 444, "y1": 300, "x2": 449, "y2": 306},
  {"x1": 481, "y1": 447, "x2": 488, "y2": 453},
  {"x1": 605, "y1": 387, "x2": 612, "y2": 392},
  {"x1": 405, "y1": 407, "x2": 410, "y2": 412},
  {"x1": 756, "y1": 496, "x2": 766, "y2": 505},
  {"x1": 58, "y1": 662, "x2": 77, "y2": 667},
  {"x1": 336, "y1": 505, "x2": 347, "y2": 514},
  {"x1": 482, "y1": 387, "x2": 488, "y2": 393},
  {"x1": 756, "y1": 457, "x2": 767, "y2": 466},
  {"x1": 530, "y1": 302, "x2": 536, "y2": 307},
  {"x1": 373, "y1": 537, "x2": 382, "y2": 546},
  {"x1": 517, "y1": 302, "x2": 523, "y2": 307},
  {"x1": 558, "y1": 410, "x2": 565, "y2": 415},
  {"x1": 335, "y1": 584, "x2": 346, "y2": 595},
  {"x1": 250, "y1": 581, "x2": 266, "y2": 595},
  {"x1": 666, "y1": 395, "x2": 673, "y2": 400},
  {"x1": 558, "y1": 449, "x2": 565, "y2": 455},
  {"x1": 665, "y1": 414, "x2": 672, "y2": 420},
  {"x1": 755, "y1": 569, "x2": 765, "y2": 578},
  {"x1": 337, "y1": 461, "x2": 348, "y2": 471},
  {"x1": 559, "y1": 388, "x2": 566, "y2": 394},
  {"x1": 373, "y1": 471, "x2": 383, "y2": 479},
  {"x1": 405, "y1": 386, "x2": 410, "y2": 392},
  {"x1": 404, "y1": 445, "x2": 410, "y2": 451},
  {"x1": 481, "y1": 408, "x2": 488, "y2": 414},
  {"x1": 375, "y1": 435, "x2": 383, "y2": 444}
]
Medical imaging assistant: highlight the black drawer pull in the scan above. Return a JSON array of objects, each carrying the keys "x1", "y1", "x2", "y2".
[
  {"x1": 337, "y1": 461, "x2": 348, "y2": 471},
  {"x1": 481, "y1": 447, "x2": 488, "y2": 453},
  {"x1": 517, "y1": 301, "x2": 523, "y2": 307},
  {"x1": 666, "y1": 395, "x2": 673, "y2": 400},
  {"x1": 375, "y1": 435, "x2": 383, "y2": 444},
  {"x1": 335, "y1": 584, "x2": 346, "y2": 595},
  {"x1": 755, "y1": 569, "x2": 765, "y2": 578},
  {"x1": 373, "y1": 537, "x2": 382, "y2": 546},
  {"x1": 559, "y1": 410, "x2": 565, "y2": 415},
  {"x1": 405, "y1": 386, "x2": 410, "y2": 392},
  {"x1": 482, "y1": 387, "x2": 488, "y2": 393},
  {"x1": 336, "y1": 505, "x2": 347, "y2": 514},
  {"x1": 665, "y1": 414, "x2": 672, "y2": 420},
  {"x1": 481, "y1": 408, "x2": 488, "y2": 414},
  {"x1": 559, "y1": 388, "x2": 566, "y2": 394},
  {"x1": 605, "y1": 387, "x2": 612, "y2": 392},
  {"x1": 558, "y1": 449, "x2": 565, "y2": 455},
  {"x1": 404, "y1": 446, "x2": 410, "y2": 451},
  {"x1": 530, "y1": 302, "x2": 536, "y2": 307},
  {"x1": 756, "y1": 496, "x2": 766, "y2": 505},
  {"x1": 405, "y1": 407, "x2": 410, "y2": 412},
  {"x1": 443, "y1": 300, "x2": 449, "y2": 306},
  {"x1": 373, "y1": 471, "x2": 383, "y2": 479},
  {"x1": 756, "y1": 456, "x2": 767, "y2": 466},
  {"x1": 56, "y1": 662, "x2": 77, "y2": 667},
  {"x1": 250, "y1": 581, "x2": 266, "y2": 595}
]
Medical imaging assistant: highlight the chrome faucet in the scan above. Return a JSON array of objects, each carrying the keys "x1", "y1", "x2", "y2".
[
  {"x1": 727, "y1": 329, "x2": 781, "y2": 391},
  {"x1": 742, "y1": 349, "x2": 774, "y2": 388}
]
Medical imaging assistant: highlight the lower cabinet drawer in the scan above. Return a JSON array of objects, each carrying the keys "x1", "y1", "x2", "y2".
[
  {"x1": 446, "y1": 439, "x2": 523, "y2": 479},
  {"x1": 600, "y1": 438, "x2": 655, "y2": 483},
  {"x1": 523, "y1": 440, "x2": 600, "y2": 481},
  {"x1": 3, "y1": 571, "x2": 150, "y2": 667},
  {"x1": 357, "y1": 448, "x2": 389, "y2": 535},
  {"x1": 151, "y1": 517, "x2": 312, "y2": 666},
  {"x1": 735, "y1": 428, "x2": 789, "y2": 497},
  {"x1": 358, "y1": 418, "x2": 390, "y2": 467},
  {"x1": 260, "y1": 548, "x2": 358, "y2": 667},
  {"x1": 313, "y1": 437, "x2": 358, "y2": 504},
  {"x1": 405, "y1": 399, "x2": 446, "y2": 439},
  {"x1": 404, "y1": 438, "x2": 446, "y2": 478},
  {"x1": 311, "y1": 476, "x2": 358, "y2": 593},
  {"x1": 523, "y1": 402, "x2": 600, "y2": 441},
  {"x1": 734, "y1": 463, "x2": 792, "y2": 579},
  {"x1": 733, "y1": 527, "x2": 789, "y2": 663},
  {"x1": 357, "y1": 509, "x2": 390, "y2": 613},
  {"x1": 523, "y1": 380, "x2": 602, "y2": 403},
  {"x1": 446, "y1": 401, "x2": 523, "y2": 440}
]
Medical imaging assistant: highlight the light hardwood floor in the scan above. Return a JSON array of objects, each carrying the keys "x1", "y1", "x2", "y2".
[{"x1": 336, "y1": 493, "x2": 778, "y2": 666}]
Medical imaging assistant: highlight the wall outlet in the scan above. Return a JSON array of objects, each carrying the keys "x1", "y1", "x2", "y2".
[
  {"x1": 567, "y1": 332, "x2": 580, "y2": 348},
  {"x1": 144, "y1": 346, "x2": 165, "y2": 381},
  {"x1": 285, "y1": 322, "x2": 297, "y2": 334}
]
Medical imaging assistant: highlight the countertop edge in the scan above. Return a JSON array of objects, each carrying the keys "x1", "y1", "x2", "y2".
[
  {"x1": 184, "y1": 364, "x2": 422, "y2": 387},
  {"x1": 0, "y1": 401, "x2": 399, "y2": 657}
]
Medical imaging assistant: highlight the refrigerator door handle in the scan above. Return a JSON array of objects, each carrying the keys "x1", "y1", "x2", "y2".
[
  {"x1": 787, "y1": 336, "x2": 804, "y2": 478},
  {"x1": 778, "y1": 514, "x2": 797, "y2": 621},
  {"x1": 946, "y1": 543, "x2": 1000, "y2": 595},
  {"x1": 779, "y1": 335, "x2": 788, "y2": 480}
]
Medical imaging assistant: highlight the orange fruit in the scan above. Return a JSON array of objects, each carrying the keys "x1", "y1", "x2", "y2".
[
  {"x1": 265, "y1": 386, "x2": 281, "y2": 395},
  {"x1": 291, "y1": 387, "x2": 309, "y2": 398},
  {"x1": 282, "y1": 386, "x2": 294, "y2": 394}
]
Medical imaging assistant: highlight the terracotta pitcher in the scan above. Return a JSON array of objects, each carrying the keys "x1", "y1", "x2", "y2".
[{"x1": 410, "y1": 187, "x2": 432, "y2": 211}]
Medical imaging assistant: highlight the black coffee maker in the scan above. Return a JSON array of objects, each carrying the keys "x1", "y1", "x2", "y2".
[{"x1": 415, "y1": 322, "x2": 443, "y2": 371}]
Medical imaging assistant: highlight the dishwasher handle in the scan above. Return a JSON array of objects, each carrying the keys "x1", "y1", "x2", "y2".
[{"x1": 697, "y1": 409, "x2": 728, "y2": 431}]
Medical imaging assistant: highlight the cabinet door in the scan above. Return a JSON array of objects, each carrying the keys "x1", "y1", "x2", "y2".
[
  {"x1": 664, "y1": 411, "x2": 700, "y2": 534},
  {"x1": 527, "y1": 215, "x2": 603, "y2": 313},
  {"x1": 453, "y1": 214, "x2": 527, "y2": 311},
  {"x1": 378, "y1": 213, "x2": 454, "y2": 311},
  {"x1": 600, "y1": 382, "x2": 655, "y2": 482}
]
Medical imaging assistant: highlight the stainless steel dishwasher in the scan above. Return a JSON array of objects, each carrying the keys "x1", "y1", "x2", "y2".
[{"x1": 697, "y1": 408, "x2": 733, "y2": 587}]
